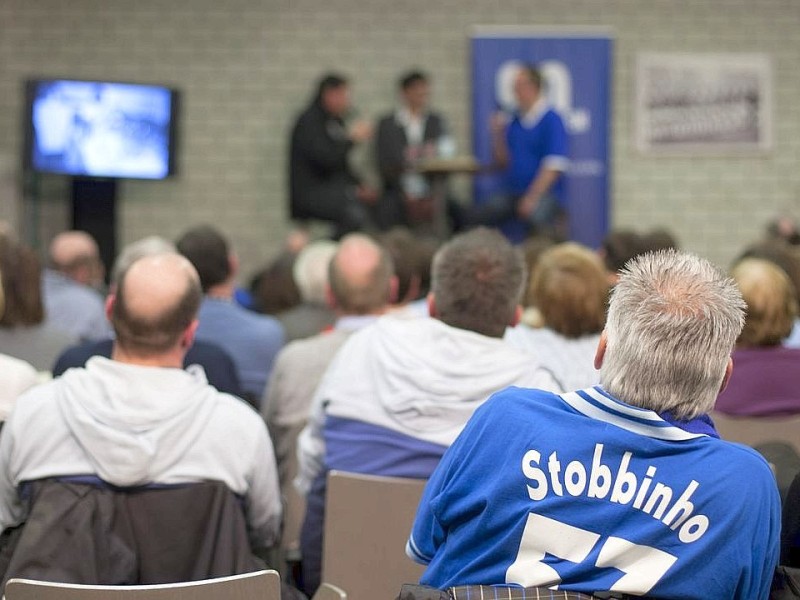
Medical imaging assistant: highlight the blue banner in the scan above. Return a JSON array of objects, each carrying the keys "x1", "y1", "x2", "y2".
[{"x1": 471, "y1": 31, "x2": 613, "y2": 248}]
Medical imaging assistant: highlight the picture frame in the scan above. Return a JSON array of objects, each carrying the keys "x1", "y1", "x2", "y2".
[{"x1": 635, "y1": 53, "x2": 773, "y2": 154}]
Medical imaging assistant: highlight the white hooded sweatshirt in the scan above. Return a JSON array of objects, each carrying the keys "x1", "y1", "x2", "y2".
[
  {"x1": 296, "y1": 315, "x2": 562, "y2": 494},
  {"x1": 0, "y1": 356, "x2": 281, "y2": 546}
]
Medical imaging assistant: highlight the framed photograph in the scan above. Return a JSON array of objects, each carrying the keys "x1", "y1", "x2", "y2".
[{"x1": 635, "y1": 53, "x2": 772, "y2": 154}]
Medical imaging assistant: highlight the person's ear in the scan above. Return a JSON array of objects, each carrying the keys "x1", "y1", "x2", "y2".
[
  {"x1": 427, "y1": 293, "x2": 437, "y2": 318},
  {"x1": 180, "y1": 319, "x2": 199, "y2": 350},
  {"x1": 719, "y1": 357, "x2": 734, "y2": 394},
  {"x1": 510, "y1": 304, "x2": 522, "y2": 327},
  {"x1": 105, "y1": 294, "x2": 116, "y2": 323},
  {"x1": 594, "y1": 330, "x2": 608, "y2": 370},
  {"x1": 228, "y1": 253, "x2": 239, "y2": 278},
  {"x1": 325, "y1": 284, "x2": 337, "y2": 310}
]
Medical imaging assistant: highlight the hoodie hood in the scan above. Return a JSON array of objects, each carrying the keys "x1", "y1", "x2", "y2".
[
  {"x1": 57, "y1": 357, "x2": 220, "y2": 487},
  {"x1": 320, "y1": 315, "x2": 559, "y2": 445}
]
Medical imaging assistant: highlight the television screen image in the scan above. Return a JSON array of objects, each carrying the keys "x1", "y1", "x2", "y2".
[{"x1": 27, "y1": 79, "x2": 178, "y2": 180}]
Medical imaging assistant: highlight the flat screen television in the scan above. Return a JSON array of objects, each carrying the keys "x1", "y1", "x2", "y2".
[{"x1": 24, "y1": 78, "x2": 179, "y2": 180}]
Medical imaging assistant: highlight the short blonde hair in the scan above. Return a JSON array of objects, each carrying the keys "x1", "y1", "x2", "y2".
[
  {"x1": 733, "y1": 258, "x2": 798, "y2": 347},
  {"x1": 529, "y1": 243, "x2": 609, "y2": 338}
]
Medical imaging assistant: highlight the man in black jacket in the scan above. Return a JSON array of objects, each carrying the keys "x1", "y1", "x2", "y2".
[{"x1": 289, "y1": 73, "x2": 375, "y2": 238}]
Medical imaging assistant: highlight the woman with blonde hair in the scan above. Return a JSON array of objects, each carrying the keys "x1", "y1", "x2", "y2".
[
  {"x1": 505, "y1": 242, "x2": 609, "y2": 390},
  {"x1": 716, "y1": 257, "x2": 800, "y2": 416}
]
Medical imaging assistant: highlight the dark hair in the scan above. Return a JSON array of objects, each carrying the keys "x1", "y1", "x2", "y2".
[
  {"x1": 112, "y1": 259, "x2": 202, "y2": 355},
  {"x1": 431, "y1": 228, "x2": 524, "y2": 338},
  {"x1": 0, "y1": 233, "x2": 44, "y2": 327},
  {"x1": 399, "y1": 70, "x2": 428, "y2": 90},
  {"x1": 251, "y1": 252, "x2": 301, "y2": 315},
  {"x1": 640, "y1": 228, "x2": 679, "y2": 254},
  {"x1": 175, "y1": 225, "x2": 230, "y2": 292},
  {"x1": 601, "y1": 230, "x2": 644, "y2": 273},
  {"x1": 316, "y1": 72, "x2": 348, "y2": 102},
  {"x1": 328, "y1": 234, "x2": 394, "y2": 314}
]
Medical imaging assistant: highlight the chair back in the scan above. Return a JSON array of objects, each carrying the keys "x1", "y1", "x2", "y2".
[
  {"x1": 312, "y1": 582, "x2": 348, "y2": 600},
  {"x1": 711, "y1": 411, "x2": 800, "y2": 455},
  {"x1": 4, "y1": 570, "x2": 280, "y2": 600},
  {"x1": 322, "y1": 471, "x2": 426, "y2": 600},
  {"x1": 0, "y1": 479, "x2": 261, "y2": 587}
]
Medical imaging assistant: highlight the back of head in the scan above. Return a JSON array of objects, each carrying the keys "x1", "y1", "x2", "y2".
[
  {"x1": 521, "y1": 234, "x2": 559, "y2": 307},
  {"x1": 600, "y1": 229, "x2": 644, "y2": 274},
  {"x1": 328, "y1": 234, "x2": 394, "y2": 315},
  {"x1": 293, "y1": 241, "x2": 338, "y2": 305},
  {"x1": 175, "y1": 225, "x2": 230, "y2": 293},
  {"x1": 431, "y1": 228, "x2": 524, "y2": 338},
  {"x1": 732, "y1": 258, "x2": 797, "y2": 347},
  {"x1": 48, "y1": 230, "x2": 102, "y2": 284},
  {"x1": 112, "y1": 254, "x2": 202, "y2": 357},
  {"x1": 0, "y1": 232, "x2": 44, "y2": 327},
  {"x1": 530, "y1": 243, "x2": 608, "y2": 338},
  {"x1": 737, "y1": 240, "x2": 800, "y2": 303},
  {"x1": 640, "y1": 228, "x2": 679, "y2": 254},
  {"x1": 378, "y1": 228, "x2": 424, "y2": 304},
  {"x1": 111, "y1": 236, "x2": 177, "y2": 287},
  {"x1": 601, "y1": 250, "x2": 745, "y2": 420}
]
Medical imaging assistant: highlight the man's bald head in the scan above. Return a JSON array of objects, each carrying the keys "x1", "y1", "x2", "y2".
[
  {"x1": 328, "y1": 234, "x2": 394, "y2": 314},
  {"x1": 49, "y1": 230, "x2": 102, "y2": 284},
  {"x1": 112, "y1": 254, "x2": 202, "y2": 356}
]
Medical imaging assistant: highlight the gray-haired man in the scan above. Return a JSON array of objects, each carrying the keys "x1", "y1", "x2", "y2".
[{"x1": 408, "y1": 249, "x2": 780, "y2": 600}]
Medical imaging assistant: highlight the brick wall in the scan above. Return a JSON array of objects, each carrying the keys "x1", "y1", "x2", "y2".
[{"x1": 1, "y1": 0, "x2": 799, "y2": 275}]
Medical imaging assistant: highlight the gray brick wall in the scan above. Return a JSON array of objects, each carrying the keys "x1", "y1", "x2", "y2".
[{"x1": 1, "y1": 0, "x2": 799, "y2": 275}]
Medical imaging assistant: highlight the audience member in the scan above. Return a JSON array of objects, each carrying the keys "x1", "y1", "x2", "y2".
[
  {"x1": 251, "y1": 251, "x2": 302, "y2": 315},
  {"x1": 289, "y1": 73, "x2": 376, "y2": 238},
  {"x1": 177, "y1": 225, "x2": 285, "y2": 406},
  {"x1": 716, "y1": 258, "x2": 800, "y2": 416},
  {"x1": 379, "y1": 227, "x2": 440, "y2": 316},
  {"x1": 506, "y1": 242, "x2": 608, "y2": 390},
  {"x1": 41, "y1": 230, "x2": 111, "y2": 342},
  {"x1": 0, "y1": 230, "x2": 76, "y2": 371},
  {"x1": 766, "y1": 214, "x2": 800, "y2": 246},
  {"x1": 640, "y1": 227, "x2": 679, "y2": 253},
  {"x1": 275, "y1": 241, "x2": 338, "y2": 341},
  {"x1": 519, "y1": 233, "x2": 559, "y2": 327},
  {"x1": 407, "y1": 249, "x2": 779, "y2": 599},
  {"x1": 52, "y1": 236, "x2": 242, "y2": 397},
  {"x1": 0, "y1": 254, "x2": 282, "y2": 548},
  {"x1": 737, "y1": 240, "x2": 800, "y2": 348},
  {"x1": 262, "y1": 235, "x2": 395, "y2": 569},
  {"x1": 375, "y1": 70, "x2": 452, "y2": 230},
  {"x1": 295, "y1": 228, "x2": 561, "y2": 595},
  {"x1": 598, "y1": 229, "x2": 644, "y2": 284},
  {"x1": 263, "y1": 234, "x2": 393, "y2": 489}
]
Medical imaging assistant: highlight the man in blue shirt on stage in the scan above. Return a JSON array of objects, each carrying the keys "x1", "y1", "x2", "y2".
[
  {"x1": 467, "y1": 65, "x2": 568, "y2": 241},
  {"x1": 407, "y1": 249, "x2": 781, "y2": 600}
]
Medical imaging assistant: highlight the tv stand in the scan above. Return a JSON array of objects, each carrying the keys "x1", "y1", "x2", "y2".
[{"x1": 71, "y1": 177, "x2": 117, "y2": 279}]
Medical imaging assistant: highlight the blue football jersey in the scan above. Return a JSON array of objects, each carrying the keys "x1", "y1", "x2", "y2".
[{"x1": 407, "y1": 386, "x2": 780, "y2": 600}]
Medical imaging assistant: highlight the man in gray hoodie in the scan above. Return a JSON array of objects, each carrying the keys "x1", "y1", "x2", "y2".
[
  {"x1": 0, "y1": 253, "x2": 282, "y2": 548},
  {"x1": 295, "y1": 227, "x2": 562, "y2": 594}
]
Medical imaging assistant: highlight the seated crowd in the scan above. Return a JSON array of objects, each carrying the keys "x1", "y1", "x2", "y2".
[{"x1": 0, "y1": 217, "x2": 799, "y2": 600}]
